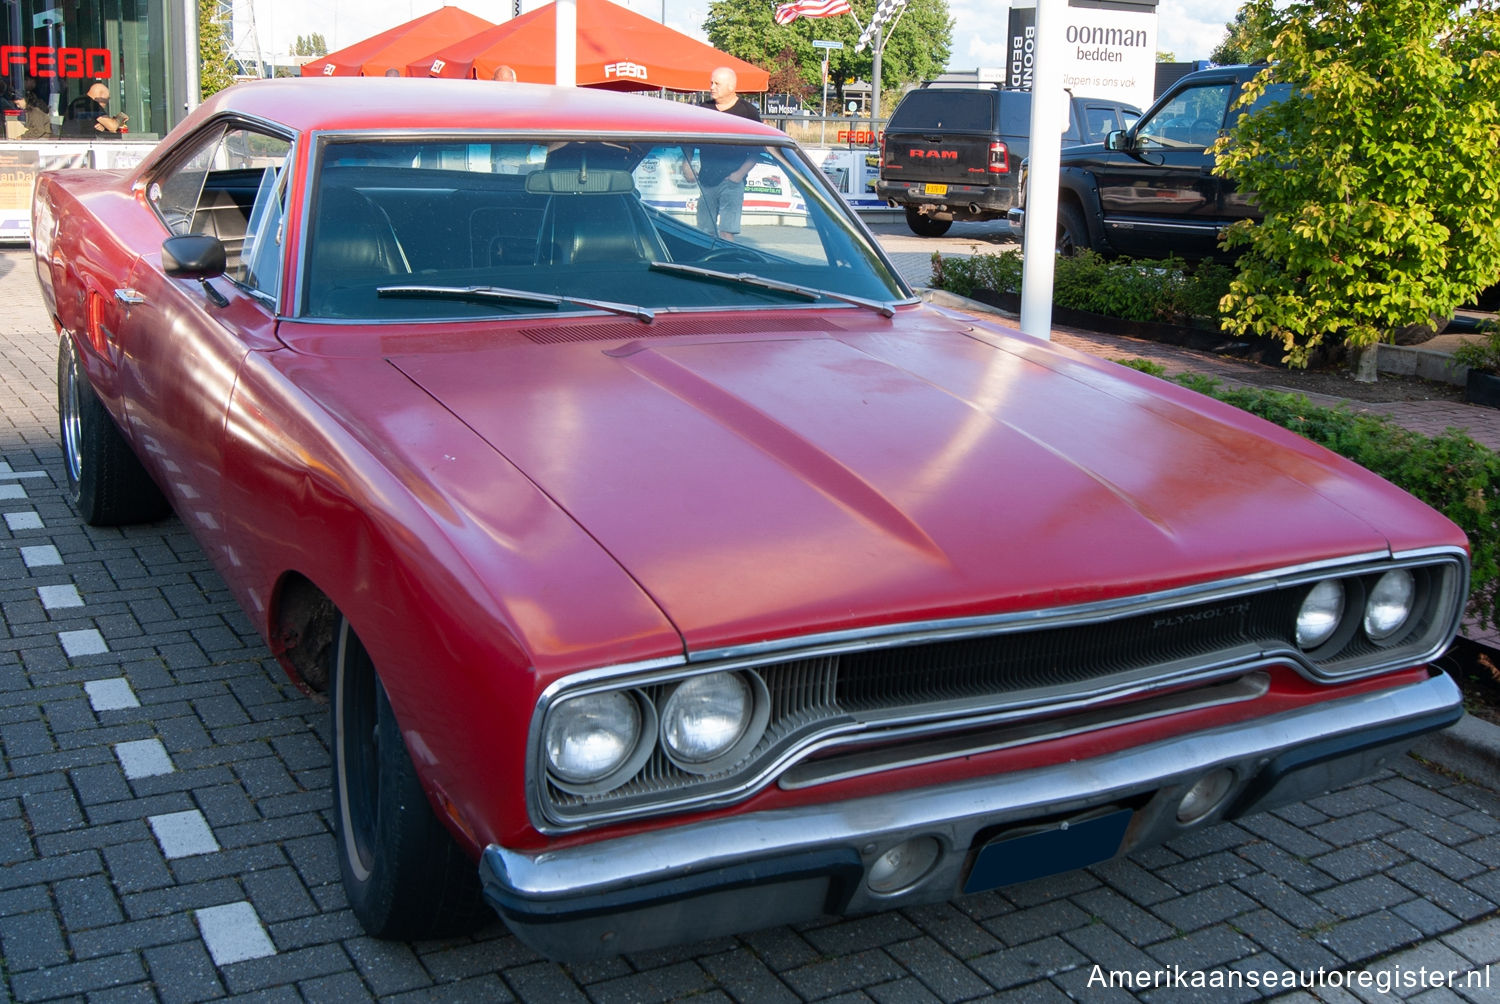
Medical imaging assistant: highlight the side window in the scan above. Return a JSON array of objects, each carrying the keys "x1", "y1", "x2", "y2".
[
  {"x1": 1063, "y1": 104, "x2": 1081, "y2": 144},
  {"x1": 146, "y1": 124, "x2": 293, "y2": 291},
  {"x1": 1236, "y1": 81, "x2": 1293, "y2": 118},
  {"x1": 237, "y1": 148, "x2": 293, "y2": 296},
  {"x1": 1082, "y1": 105, "x2": 1120, "y2": 141},
  {"x1": 1135, "y1": 83, "x2": 1234, "y2": 149}
]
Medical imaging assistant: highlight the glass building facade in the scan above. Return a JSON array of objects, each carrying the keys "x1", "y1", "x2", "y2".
[{"x1": 2, "y1": 0, "x2": 189, "y2": 140}]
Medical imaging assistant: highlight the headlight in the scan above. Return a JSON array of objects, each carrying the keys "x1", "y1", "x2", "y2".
[
  {"x1": 545, "y1": 691, "x2": 646, "y2": 789},
  {"x1": 1365, "y1": 569, "x2": 1416, "y2": 641},
  {"x1": 660, "y1": 671, "x2": 768, "y2": 773},
  {"x1": 1296, "y1": 579, "x2": 1345, "y2": 650}
]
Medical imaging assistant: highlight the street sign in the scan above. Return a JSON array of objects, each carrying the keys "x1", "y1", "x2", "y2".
[{"x1": 812, "y1": 39, "x2": 844, "y2": 49}]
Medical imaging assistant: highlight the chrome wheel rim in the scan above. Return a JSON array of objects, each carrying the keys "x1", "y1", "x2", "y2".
[{"x1": 61, "y1": 351, "x2": 84, "y2": 486}]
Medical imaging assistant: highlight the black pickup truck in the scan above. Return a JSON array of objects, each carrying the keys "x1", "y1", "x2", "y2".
[
  {"x1": 876, "y1": 84, "x2": 1139, "y2": 237},
  {"x1": 1008, "y1": 64, "x2": 1286, "y2": 258}
]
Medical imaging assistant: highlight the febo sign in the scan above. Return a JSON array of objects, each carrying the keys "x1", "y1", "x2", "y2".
[{"x1": 0, "y1": 46, "x2": 112, "y2": 79}]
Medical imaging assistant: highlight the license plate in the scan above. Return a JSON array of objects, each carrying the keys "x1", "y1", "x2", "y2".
[
  {"x1": 963, "y1": 809, "x2": 1131, "y2": 894},
  {"x1": 923, "y1": 183, "x2": 948, "y2": 195}
]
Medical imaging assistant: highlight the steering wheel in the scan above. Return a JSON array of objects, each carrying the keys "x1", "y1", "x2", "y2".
[{"x1": 700, "y1": 246, "x2": 761, "y2": 264}]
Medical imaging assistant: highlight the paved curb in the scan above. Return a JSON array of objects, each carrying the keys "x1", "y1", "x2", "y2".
[{"x1": 1414, "y1": 715, "x2": 1500, "y2": 790}]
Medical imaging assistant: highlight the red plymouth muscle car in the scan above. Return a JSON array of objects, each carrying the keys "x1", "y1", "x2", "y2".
[{"x1": 32, "y1": 77, "x2": 1468, "y2": 959}]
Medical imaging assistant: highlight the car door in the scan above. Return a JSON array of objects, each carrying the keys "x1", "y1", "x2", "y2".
[
  {"x1": 110, "y1": 121, "x2": 293, "y2": 558},
  {"x1": 1092, "y1": 80, "x2": 1236, "y2": 258}
]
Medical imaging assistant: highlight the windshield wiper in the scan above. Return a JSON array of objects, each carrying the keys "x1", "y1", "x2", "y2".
[
  {"x1": 648, "y1": 261, "x2": 895, "y2": 318},
  {"x1": 377, "y1": 284, "x2": 654, "y2": 323}
]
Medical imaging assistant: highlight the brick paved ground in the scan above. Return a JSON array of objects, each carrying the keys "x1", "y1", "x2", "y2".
[{"x1": 2, "y1": 247, "x2": 1497, "y2": 1002}]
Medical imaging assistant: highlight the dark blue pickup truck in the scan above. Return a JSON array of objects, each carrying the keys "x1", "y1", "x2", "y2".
[{"x1": 1008, "y1": 65, "x2": 1285, "y2": 258}]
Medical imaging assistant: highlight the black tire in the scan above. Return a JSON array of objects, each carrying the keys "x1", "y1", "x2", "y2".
[
  {"x1": 330, "y1": 616, "x2": 486, "y2": 940},
  {"x1": 56, "y1": 335, "x2": 170, "y2": 526},
  {"x1": 1056, "y1": 202, "x2": 1090, "y2": 257},
  {"x1": 904, "y1": 206, "x2": 953, "y2": 238}
]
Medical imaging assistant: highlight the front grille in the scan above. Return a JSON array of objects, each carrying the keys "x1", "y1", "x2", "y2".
[{"x1": 536, "y1": 552, "x2": 1465, "y2": 829}]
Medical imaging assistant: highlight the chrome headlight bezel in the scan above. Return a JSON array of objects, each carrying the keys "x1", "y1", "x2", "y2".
[
  {"x1": 542, "y1": 689, "x2": 656, "y2": 796},
  {"x1": 1364, "y1": 568, "x2": 1417, "y2": 642},
  {"x1": 660, "y1": 670, "x2": 770, "y2": 775},
  {"x1": 1295, "y1": 578, "x2": 1347, "y2": 651}
]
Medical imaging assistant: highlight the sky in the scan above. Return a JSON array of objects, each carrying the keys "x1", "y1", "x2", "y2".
[{"x1": 246, "y1": 0, "x2": 1242, "y2": 72}]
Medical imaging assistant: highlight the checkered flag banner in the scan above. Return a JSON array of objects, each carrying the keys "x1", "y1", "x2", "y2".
[
  {"x1": 774, "y1": 0, "x2": 852, "y2": 25},
  {"x1": 856, "y1": 0, "x2": 907, "y2": 51}
]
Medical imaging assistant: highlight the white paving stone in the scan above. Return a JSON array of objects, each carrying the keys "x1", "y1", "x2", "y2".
[
  {"x1": 59, "y1": 629, "x2": 108, "y2": 657},
  {"x1": 149, "y1": 810, "x2": 219, "y2": 859},
  {"x1": 4, "y1": 511, "x2": 42, "y2": 530},
  {"x1": 85, "y1": 678, "x2": 140, "y2": 712},
  {"x1": 0, "y1": 484, "x2": 24, "y2": 500},
  {"x1": 195, "y1": 902, "x2": 276, "y2": 965},
  {"x1": 19, "y1": 543, "x2": 59, "y2": 566},
  {"x1": 115, "y1": 738, "x2": 174, "y2": 779},
  {"x1": 38, "y1": 584, "x2": 83, "y2": 609}
]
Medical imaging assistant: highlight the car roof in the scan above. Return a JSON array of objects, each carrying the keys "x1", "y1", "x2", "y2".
[{"x1": 176, "y1": 77, "x2": 786, "y2": 141}]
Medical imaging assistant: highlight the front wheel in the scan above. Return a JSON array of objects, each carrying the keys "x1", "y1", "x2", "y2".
[
  {"x1": 56, "y1": 335, "x2": 170, "y2": 526},
  {"x1": 904, "y1": 206, "x2": 953, "y2": 238},
  {"x1": 1056, "y1": 202, "x2": 1090, "y2": 257},
  {"x1": 331, "y1": 616, "x2": 486, "y2": 939}
]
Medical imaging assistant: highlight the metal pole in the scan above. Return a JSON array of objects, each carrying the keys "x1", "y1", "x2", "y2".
[
  {"x1": 1018, "y1": 0, "x2": 1061, "y2": 341},
  {"x1": 820, "y1": 50, "x2": 828, "y2": 145}
]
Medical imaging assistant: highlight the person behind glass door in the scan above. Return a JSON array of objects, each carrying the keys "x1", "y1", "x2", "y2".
[{"x1": 63, "y1": 80, "x2": 127, "y2": 138}]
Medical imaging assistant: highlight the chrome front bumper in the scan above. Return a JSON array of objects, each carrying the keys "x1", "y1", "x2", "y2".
[{"x1": 480, "y1": 670, "x2": 1461, "y2": 959}]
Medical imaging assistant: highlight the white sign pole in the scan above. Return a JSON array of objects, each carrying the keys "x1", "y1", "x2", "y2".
[
  {"x1": 1019, "y1": 0, "x2": 1062, "y2": 340},
  {"x1": 813, "y1": 39, "x2": 842, "y2": 146},
  {"x1": 556, "y1": 0, "x2": 577, "y2": 86}
]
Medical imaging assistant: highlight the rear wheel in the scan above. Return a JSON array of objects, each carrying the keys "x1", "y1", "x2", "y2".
[
  {"x1": 1056, "y1": 202, "x2": 1090, "y2": 257},
  {"x1": 330, "y1": 616, "x2": 486, "y2": 939},
  {"x1": 904, "y1": 206, "x2": 953, "y2": 238},
  {"x1": 56, "y1": 335, "x2": 170, "y2": 526}
]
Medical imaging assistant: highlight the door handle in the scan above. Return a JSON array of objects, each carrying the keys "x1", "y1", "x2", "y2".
[{"x1": 113, "y1": 288, "x2": 145, "y2": 305}]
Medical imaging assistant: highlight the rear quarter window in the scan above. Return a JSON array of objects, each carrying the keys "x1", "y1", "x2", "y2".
[
  {"x1": 997, "y1": 93, "x2": 1034, "y2": 135},
  {"x1": 890, "y1": 90, "x2": 997, "y2": 131}
]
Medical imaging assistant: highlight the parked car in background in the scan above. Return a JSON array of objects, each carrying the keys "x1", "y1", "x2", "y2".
[
  {"x1": 877, "y1": 83, "x2": 1139, "y2": 237},
  {"x1": 33, "y1": 76, "x2": 1468, "y2": 961},
  {"x1": 1008, "y1": 65, "x2": 1283, "y2": 257}
]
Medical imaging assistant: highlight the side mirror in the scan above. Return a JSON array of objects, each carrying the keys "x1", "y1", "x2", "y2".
[
  {"x1": 1104, "y1": 130, "x2": 1129, "y2": 152},
  {"x1": 162, "y1": 235, "x2": 227, "y2": 279}
]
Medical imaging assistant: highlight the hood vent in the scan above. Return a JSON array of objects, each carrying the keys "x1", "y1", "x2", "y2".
[{"x1": 520, "y1": 315, "x2": 843, "y2": 345}]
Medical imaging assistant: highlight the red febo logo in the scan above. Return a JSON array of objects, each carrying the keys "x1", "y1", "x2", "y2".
[{"x1": 0, "y1": 46, "x2": 112, "y2": 79}]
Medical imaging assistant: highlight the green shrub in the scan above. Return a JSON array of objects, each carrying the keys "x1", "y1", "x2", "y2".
[
  {"x1": 1115, "y1": 360, "x2": 1500, "y2": 628},
  {"x1": 928, "y1": 250, "x2": 1023, "y2": 300},
  {"x1": 930, "y1": 251, "x2": 1232, "y2": 326}
]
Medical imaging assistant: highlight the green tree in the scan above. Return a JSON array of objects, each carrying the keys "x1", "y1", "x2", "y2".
[
  {"x1": 704, "y1": 0, "x2": 952, "y2": 110},
  {"x1": 198, "y1": 0, "x2": 237, "y2": 99},
  {"x1": 293, "y1": 33, "x2": 329, "y2": 57},
  {"x1": 1215, "y1": 0, "x2": 1500, "y2": 367},
  {"x1": 767, "y1": 46, "x2": 816, "y2": 105},
  {"x1": 1209, "y1": 4, "x2": 1276, "y2": 65}
]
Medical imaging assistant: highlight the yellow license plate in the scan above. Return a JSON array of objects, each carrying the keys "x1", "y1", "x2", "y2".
[{"x1": 923, "y1": 183, "x2": 948, "y2": 195}]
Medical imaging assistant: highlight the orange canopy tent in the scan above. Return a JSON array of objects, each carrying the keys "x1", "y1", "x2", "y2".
[
  {"x1": 405, "y1": 0, "x2": 768, "y2": 92},
  {"x1": 302, "y1": 6, "x2": 496, "y2": 77}
]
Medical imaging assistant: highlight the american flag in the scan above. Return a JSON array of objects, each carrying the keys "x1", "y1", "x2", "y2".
[{"x1": 773, "y1": 0, "x2": 852, "y2": 25}]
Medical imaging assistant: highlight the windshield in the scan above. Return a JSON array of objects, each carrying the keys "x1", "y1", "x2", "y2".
[{"x1": 299, "y1": 136, "x2": 909, "y2": 320}]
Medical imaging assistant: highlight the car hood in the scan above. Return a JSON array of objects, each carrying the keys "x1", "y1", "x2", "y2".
[{"x1": 389, "y1": 309, "x2": 1444, "y2": 653}]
